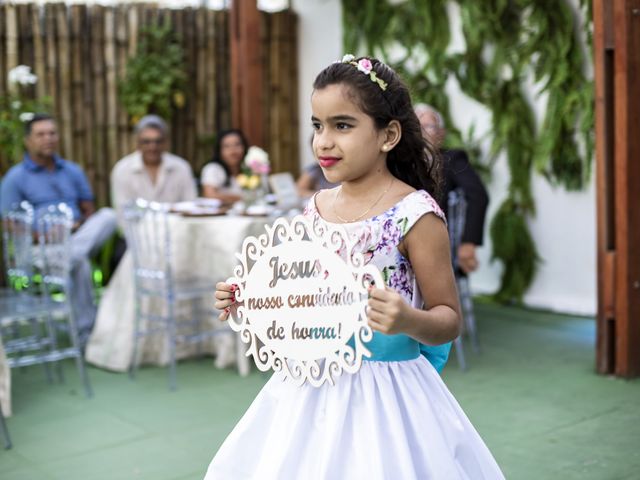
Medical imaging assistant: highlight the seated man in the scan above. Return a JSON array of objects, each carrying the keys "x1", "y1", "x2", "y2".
[
  {"x1": 111, "y1": 115, "x2": 197, "y2": 221},
  {"x1": 0, "y1": 113, "x2": 117, "y2": 344},
  {"x1": 414, "y1": 104, "x2": 490, "y2": 372},
  {"x1": 415, "y1": 103, "x2": 489, "y2": 274}
]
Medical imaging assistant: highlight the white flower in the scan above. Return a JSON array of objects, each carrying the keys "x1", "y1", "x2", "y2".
[
  {"x1": 8, "y1": 65, "x2": 30, "y2": 84},
  {"x1": 244, "y1": 146, "x2": 270, "y2": 175},
  {"x1": 341, "y1": 54, "x2": 356, "y2": 63},
  {"x1": 257, "y1": 0, "x2": 288, "y2": 12},
  {"x1": 11, "y1": 100, "x2": 21, "y2": 110},
  {"x1": 19, "y1": 112, "x2": 34, "y2": 122},
  {"x1": 500, "y1": 64, "x2": 513, "y2": 81},
  {"x1": 356, "y1": 58, "x2": 373, "y2": 74},
  {"x1": 8, "y1": 65, "x2": 38, "y2": 86}
]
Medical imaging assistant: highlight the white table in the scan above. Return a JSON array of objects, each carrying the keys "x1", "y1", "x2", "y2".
[{"x1": 85, "y1": 213, "x2": 272, "y2": 374}]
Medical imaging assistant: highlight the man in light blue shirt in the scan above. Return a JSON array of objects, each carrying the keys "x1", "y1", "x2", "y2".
[{"x1": 0, "y1": 114, "x2": 117, "y2": 343}]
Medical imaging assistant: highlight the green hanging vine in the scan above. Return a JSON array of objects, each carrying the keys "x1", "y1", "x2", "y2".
[
  {"x1": 343, "y1": 0, "x2": 593, "y2": 303},
  {"x1": 118, "y1": 20, "x2": 186, "y2": 124}
]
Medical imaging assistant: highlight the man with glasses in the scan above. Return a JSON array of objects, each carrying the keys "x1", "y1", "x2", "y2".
[
  {"x1": 110, "y1": 114, "x2": 196, "y2": 221},
  {"x1": 0, "y1": 113, "x2": 118, "y2": 345},
  {"x1": 413, "y1": 103, "x2": 489, "y2": 373},
  {"x1": 414, "y1": 103, "x2": 489, "y2": 275}
]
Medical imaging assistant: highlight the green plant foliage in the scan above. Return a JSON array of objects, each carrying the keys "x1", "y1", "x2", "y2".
[
  {"x1": 0, "y1": 96, "x2": 50, "y2": 165},
  {"x1": 343, "y1": 0, "x2": 593, "y2": 303},
  {"x1": 525, "y1": 0, "x2": 594, "y2": 190},
  {"x1": 118, "y1": 20, "x2": 186, "y2": 123},
  {"x1": 0, "y1": 66, "x2": 51, "y2": 170},
  {"x1": 489, "y1": 198, "x2": 540, "y2": 304}
]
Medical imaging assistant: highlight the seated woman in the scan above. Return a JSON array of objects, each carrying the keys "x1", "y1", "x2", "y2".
[{"x1": 201, "y1": 129, "x2": 248, "y2": 204}]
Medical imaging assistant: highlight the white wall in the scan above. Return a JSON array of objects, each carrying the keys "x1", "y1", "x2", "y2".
[
  {"x1": 292, "y1": 0, "x2": 344, "y2": 169},
  {"x1": 467, "y1": 160, "x2": 596, "y2": 316},
  {"x1": 293, "y1": 0, "x2": 596, "y2": 315},
  {"x1": 445, "y1": 1, "x2": 596, "y2": 315}
]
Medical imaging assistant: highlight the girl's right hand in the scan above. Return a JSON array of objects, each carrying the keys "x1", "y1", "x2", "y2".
[{"x1": 215, "y1": 282, "x2": 239, "y2": 321}]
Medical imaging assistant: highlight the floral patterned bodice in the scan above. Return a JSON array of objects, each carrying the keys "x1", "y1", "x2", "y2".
[{"x1": 304, "y1": 189, "x2": 446, "y2": 362}]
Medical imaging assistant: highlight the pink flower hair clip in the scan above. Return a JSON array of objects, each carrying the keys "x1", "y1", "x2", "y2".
[{"x1": 340, "y1": 54, "x2": 388, "y2": 91}]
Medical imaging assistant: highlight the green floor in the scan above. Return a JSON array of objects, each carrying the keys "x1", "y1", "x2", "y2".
[{"x1": 1, "y1": 303, "x2": 639, "y2": 480}]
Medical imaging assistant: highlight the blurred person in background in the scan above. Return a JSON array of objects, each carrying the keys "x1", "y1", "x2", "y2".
[
  {"x1": 414, "y1": 103, "x2": 489, "y2": 275},
  {"x1": 111, "y1": 114, "x2": 197, "y2": 220},
  {"x1": 200, "y1": 129, "x2": 249, "y2": 204},
  {"x1": 296, "y1": 135, "x2": 339, "y2": 197},
  {"x1": 296, "y1": 163, "x2": 339, "y2": 198},
  {"x1": 0, "y1": 113, "x2": 117, "y2": 345}
]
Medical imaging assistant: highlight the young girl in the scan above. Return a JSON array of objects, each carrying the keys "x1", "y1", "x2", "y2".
[{"x1": 205, "y1": 56, "x2": 504, "y2": 479}]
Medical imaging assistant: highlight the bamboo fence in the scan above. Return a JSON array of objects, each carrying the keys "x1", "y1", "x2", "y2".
[{"x1": 0, "y1": 3, "x2": 299, "y2": 207}]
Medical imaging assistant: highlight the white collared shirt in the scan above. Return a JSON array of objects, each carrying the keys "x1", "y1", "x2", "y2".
[
  {"x1": 200, "y1": 162, "x2": 243, "y2": 195},
  {"x1": 111, "y1": 151, "x2": 197, "y2": 214}
]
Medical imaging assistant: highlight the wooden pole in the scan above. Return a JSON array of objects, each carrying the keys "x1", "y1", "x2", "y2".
[
  {"x1": 105, "y1": 7, "x2": 118, "y2": 181},
  {"x1": 70, "y1": 5, "x2": 84, "y2": 168},
  {"x1": 91, "y1": 5, "x2": 107, "y2": 206},
  {"x1": 56, "y1": 3, "x2": 73, "y2": 159},
  {"x1": 31, "y1": 5, "x2": 45, "y2": 100},
  {"x1": 594, "y1": 0, "x2": 640, "y2": 377},
  {"x1": 205, "y1": 9, "x2": 216, "y2": 158},
  {"x1": 5, "y1": 4, "x2": 18, "y2": 73},
  {"x1": 215, "y1": 10, "x2": 231, "y2": 130},
  {"x1": 230, "y1": 0, "x2": 264, "y2": 147},
  {"x1": 183, "y1": 7, "x2": 196, "y2": 164},
  {"x1": 115, "y1": 5, "x2": 130, "y2": 161}
]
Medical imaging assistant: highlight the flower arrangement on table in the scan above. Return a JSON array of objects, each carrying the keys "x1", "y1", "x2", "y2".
[
  {"x1": 0, "y1": 65, "x2": 50, "y2": 167},
  {"x1": 237, "y1": 146, "x2": 270, "y2": 192}
]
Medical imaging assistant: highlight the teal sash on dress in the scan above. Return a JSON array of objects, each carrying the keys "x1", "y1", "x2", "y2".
[
  {"x1": 358, "y1": 334, "x2": 452, "y2": 370},
  {"x1": 419, "y1": 342, "x2": 452, "y2": 373},
  {"x1": 362, "y1": 332, "x2": 420, "y2": 362}
]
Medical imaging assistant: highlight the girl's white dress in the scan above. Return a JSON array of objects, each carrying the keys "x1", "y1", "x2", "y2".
[{"x1": 204, "y1": 190, "x2": 504, "y2": 479}]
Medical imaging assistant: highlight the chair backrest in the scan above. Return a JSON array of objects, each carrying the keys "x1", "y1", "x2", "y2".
[
  {"x1": 122, "y1": 199, "x2": 173, "y2": 290},
  {"x1": 268, "y1": 172, "x2": 301, "y2": 209},
  {"x1": 2, "y1": 202, "x2": 34, "y2": 291},
  {"x1": 36, "y1": 203, "x2": 74, "y2": 294},
  {"x1": 447, "y1": 188, "x2": 467, "y2": 270}
]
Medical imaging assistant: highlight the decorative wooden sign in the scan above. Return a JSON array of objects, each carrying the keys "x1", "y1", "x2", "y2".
[{"x1": 227, "y1": 215, "x2": 382, "y2": 386}]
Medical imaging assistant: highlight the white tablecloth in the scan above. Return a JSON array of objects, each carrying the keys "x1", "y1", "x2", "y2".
[{"x1": 85, "y1": 214, "x2": 271, "y2": 373}]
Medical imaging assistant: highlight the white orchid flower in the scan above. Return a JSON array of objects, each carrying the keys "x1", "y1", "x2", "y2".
[
  {"x1": 19, "y1": 112, "x2": 35, "y2": 122},
  {"x1": 8, "y1": 65, "x2": 38, "y2": 86}
]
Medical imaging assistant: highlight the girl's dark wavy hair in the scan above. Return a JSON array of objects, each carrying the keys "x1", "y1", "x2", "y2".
[
  {"x1": 312, "y1": 57, "x2": 442, "y2": 199},
  {"x1": 210, "y1": 129, "x2": 249, "y2": 187}
]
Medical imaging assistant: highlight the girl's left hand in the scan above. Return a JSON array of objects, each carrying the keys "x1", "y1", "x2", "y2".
[{"x1": 367, "y1": 287, "x2": 410, "y2": 335}]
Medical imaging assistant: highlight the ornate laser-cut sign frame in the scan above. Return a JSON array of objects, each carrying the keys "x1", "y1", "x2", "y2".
[{"x1": 227, "y1": 215, "x2": 383, "y2": 387}]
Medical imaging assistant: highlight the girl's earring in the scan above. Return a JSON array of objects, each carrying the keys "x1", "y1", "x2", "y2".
[{"x1": 382, "y1": 145, "x2": 389, "y2": 152}]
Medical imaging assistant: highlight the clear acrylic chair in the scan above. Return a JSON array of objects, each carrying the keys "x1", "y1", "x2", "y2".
[
  {"x1": 0, "y1": 202, "x2": 59, "y2": 383},
  {"x1": 1, "y1": 201, "x2": 34, "y2": 296},
  {"x1": 447, "y1": 189, "x2": 481, "y2": 371},
  {"x1": 123, "y1": 199, "x2": 233, "y2": 390},
  {"x1": 0, "y1": 203, "x2": 93, "y2": 398},
  {"x1": 269, "y1": 172, "x2": 302, "y2": 211}
]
